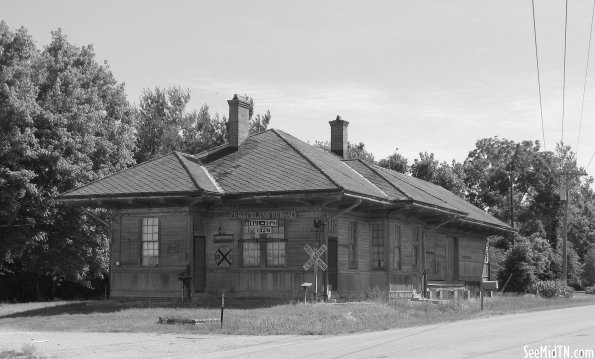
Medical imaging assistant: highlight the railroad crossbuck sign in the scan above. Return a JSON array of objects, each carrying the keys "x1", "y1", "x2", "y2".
[
  {"x1": 303, "y1": 244, "x2": 327, "y2": 271},
  {"x1": 215, "y1": 246, "x2": 233, "y2": 267}
]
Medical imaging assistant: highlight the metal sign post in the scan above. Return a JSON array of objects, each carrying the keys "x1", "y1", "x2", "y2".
[{"x1": 303, "y1": 244, "x2": 327, "y2": 301}]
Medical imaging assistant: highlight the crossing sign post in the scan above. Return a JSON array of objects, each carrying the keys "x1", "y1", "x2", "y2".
[{"x1": 303, "y1": 244, "x2": 327, "y2": 300}]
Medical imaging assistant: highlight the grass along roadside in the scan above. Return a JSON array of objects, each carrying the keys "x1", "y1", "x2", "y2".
[{"x1": 1, "y1": 294, "x2": 594, "y2": 335}]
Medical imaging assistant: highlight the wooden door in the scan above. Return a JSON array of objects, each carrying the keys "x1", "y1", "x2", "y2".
[
  {"x1": 445, "y1": 237, "x2": 459, "y2": 282},
  {"x1": 328, "y1": 236, "x2": 338, "y2": 291},
  {"x1": 193, "y1": 236, "x2": 206, "y2": 292}
]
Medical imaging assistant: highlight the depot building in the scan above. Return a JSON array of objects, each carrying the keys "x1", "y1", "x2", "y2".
[{"x1": 58, "y1": 94, "x2": 512, "y2": 300}]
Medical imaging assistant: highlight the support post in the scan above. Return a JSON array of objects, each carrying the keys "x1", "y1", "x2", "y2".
[
  {"x1": 323, "y1": 216, "x2": 329, "y2": 301},
  {"x1": 220, "y1": 290, "x2": 225, "y2": 329}
]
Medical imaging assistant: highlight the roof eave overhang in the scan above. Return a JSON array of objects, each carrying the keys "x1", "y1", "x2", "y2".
[
  {"x1": 57, "y1": 191, "x2": 221, "y2": 207},
  {"x1": 386, "y1": 200, "x2": 513, "y2": 233}
]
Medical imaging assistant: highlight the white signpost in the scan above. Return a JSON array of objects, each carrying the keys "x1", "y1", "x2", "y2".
[{"x1": 303, "y1": 244, "x2": 327, "y2": 299}]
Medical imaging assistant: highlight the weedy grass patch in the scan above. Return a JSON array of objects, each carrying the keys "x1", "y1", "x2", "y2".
[
  {"x1": 0, "y1": 344, "x2": 46, "y2": 359},
  {"x1": 1, "y1": 294, "x2": 594, "y2": 335}
]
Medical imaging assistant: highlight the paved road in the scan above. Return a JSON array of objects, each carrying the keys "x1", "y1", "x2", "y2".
[{"x1": 1, "y1": 305, "x2": 594, "y2": 359}]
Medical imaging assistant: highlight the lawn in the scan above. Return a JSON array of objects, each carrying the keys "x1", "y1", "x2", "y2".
[{"x1": 1, "y1": 294, "x2": 594, "y2": 336}]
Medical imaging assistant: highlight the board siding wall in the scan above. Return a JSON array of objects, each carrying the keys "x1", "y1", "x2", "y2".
[
  {"x1": 203, "y1": 209, "x2": 325, "y2": 296},
  {"x1": 108, "y1": 205, "x2": 490, "y2": 299},
  {"x1": 110, "y1": 209, "x2": 190, "y2": 298}
]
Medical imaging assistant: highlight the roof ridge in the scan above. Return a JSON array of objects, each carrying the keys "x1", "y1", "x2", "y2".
[
  {"x1": 58, "y1": 152, "x2": 174, "y2": 198},
  {"x1": 340, "y1": 159, "x2": 389, "y2": 199},
  {"x1": 356, "y1": 160, "x2": 412, "y2": 201},
  {"x1": 175, "y1": 151, "x2": 225, "y2": 194},
  {"x1": 371, "y1": 163, "x2": 458, "y2": 209},
  {"x1": 271, "y1": 129, "x2": 343, "y2": 191},
  {"x1": 173, "y1": 152, "x2": 204, "y2": 192}
]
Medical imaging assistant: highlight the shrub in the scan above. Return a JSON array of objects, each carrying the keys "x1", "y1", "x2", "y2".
[
  {"x1": 582, "y1": 247, "x2": 595, "y2": 287},
  {"x1": 585, "y1": 286, "x2": 595, "y2": 295},
  {"x1": 529, "y1": 280, "x2": 574, "y2": 298}
]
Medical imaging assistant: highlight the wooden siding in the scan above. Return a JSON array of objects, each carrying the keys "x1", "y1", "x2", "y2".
[
  {"x1": 108, "y1": 205, "x2": 490, "y2": 299},
  {"x1": 110, "y1": 209, "x2": 191, "y2": 297},
  {"x1": 111, "y1": 268, "x2": 185, "y2": 298},
  {"x1": 458, "y1": 235, "x2": 485, "y2": 280}
]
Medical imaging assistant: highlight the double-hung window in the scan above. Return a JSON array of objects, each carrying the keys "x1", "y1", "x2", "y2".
[
  {"x1": 371, "y1": 223, "x2": 385, "y2": 269},
  {"x1": 141, "y1": 217, "x2": 159, "y2": 266},
  {"x1": 241, "y1": 219, "x2": 286, "y2": 267}
]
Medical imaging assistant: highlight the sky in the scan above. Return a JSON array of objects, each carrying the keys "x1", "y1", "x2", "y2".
[{"x1": 3, "y1": 0, "x2": 595, "y2": 176}]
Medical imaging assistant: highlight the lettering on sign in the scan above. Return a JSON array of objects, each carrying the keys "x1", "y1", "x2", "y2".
[
  {"x1": 248, "y1": 220, "x2": 278, "y2": 227},
  {"x1": 215, "y1": 246, "x2": 234, "y2": 267},
  {"x1": 303, "y1": 244, "x2": 328, "y2": 271},
  {"x1": 231, "y1": 211, "x2": 298, "y2": 220},
  {"x1": 214, "y1": 234, "x2": 234, "y2": 243}
]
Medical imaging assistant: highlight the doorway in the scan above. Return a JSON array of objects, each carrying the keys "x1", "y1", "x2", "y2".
[
  {"x1": 193, "y1": 236, "x2": 206, "y2": 292},
  {"x1": 445, "y1": 237, "x2": 459, "y2": 282},
  {"x1": 328, "y1": 236, "x2": 338, "y2": 291}
]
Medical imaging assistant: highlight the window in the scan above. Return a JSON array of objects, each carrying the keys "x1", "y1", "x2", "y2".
[
  {"x1": 242, "y1": 241, "x2": 260, "y2": 266},
  {"x1": 141, "y1": 217, "x2": 159, "y2": 266},
  {"x1": 393, "y1": 224, "x2": 402, "y2": 270},
  {"x1": 349, "y1": 221, "x2": 358, "y2": 269},
  {"x1": 371, "y1": 223, "x2": 385, "y2": 269},
  {"x1": 241, "y1": 219, "x2": 286, "y2": 266},
  {"x1": 266, "y1": 241, "x2": 285, "y2": 266},
  {"x1": 327, "y1": 218, "x2": 337, "y2": 233},
  {"x1": 413, "y1": 226, "x2": 421, "y2": 267}
]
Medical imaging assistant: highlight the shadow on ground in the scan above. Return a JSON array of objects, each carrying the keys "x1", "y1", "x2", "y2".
[{"x1": 0, "y1": 302, "x2": 124, "y2": 319}]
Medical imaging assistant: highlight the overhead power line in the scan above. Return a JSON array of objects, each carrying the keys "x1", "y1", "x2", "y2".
[
  {"x1": 531, "y1": 0, "x2": 547, "y2": 151},
  {"x1": 562, "y1": 0, "x2": 569, "y2": 146},
  {"x1": 577, "y1": 0, "x2": 595, "y2": 157},
  {"x1": 587, "y1": 151, "x2": 595, "y2": 170}
]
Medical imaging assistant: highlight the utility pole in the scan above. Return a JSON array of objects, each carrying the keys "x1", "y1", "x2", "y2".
[
  {"x1": 562, "y1": 175, "x2": 569, "y2": 284},
  {"x1": 509, "y1": 173, "x2": 514, "y2": 242}
]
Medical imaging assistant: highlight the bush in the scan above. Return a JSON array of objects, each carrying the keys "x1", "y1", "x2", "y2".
[
  {"x1": 585, "y1": 286, "x2": 595, "y2": 295},
  {"x1": 529, "y1": 280, "x2": 574, "y2": 298},
  {"x1": 582, "y1": 247, "x2": 595, "y2": 287}
]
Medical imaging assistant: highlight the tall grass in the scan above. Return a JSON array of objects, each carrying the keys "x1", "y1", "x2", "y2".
[{"x1": 1, "y1": 293, "x2": 594, "y2": 336}]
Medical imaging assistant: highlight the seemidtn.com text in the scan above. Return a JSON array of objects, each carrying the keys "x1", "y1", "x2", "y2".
[{"x1": 524, "y1": 346, "x2": 594, "y2": 359}]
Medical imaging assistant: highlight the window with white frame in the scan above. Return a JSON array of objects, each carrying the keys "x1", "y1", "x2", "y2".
[
  {"x1": 392, "y1": 224, "x2": 402, "y2": 270},
  {"x1": 141, "y1": 217, "x2": 159, "y2": 266},
  {"x1": 371, "y1": 223, "x2": 385, "y2": 269}
]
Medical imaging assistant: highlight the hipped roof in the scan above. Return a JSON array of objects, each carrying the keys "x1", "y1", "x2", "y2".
[{"x1": 59, "y1": 129, "x2": 511, "y2": 232}]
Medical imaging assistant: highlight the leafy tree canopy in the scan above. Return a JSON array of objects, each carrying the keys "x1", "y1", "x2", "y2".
[{"x1": 0, "y1": 23, "x2": 136, "y2": 297}]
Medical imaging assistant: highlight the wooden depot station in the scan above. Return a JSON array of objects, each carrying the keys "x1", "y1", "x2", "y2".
[{"x1": 58, "y1": 94, "x2": 512, "y2": 301}]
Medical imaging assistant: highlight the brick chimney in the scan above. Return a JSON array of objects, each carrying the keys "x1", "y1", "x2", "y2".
[
  {"x1": 227, "y1": 94, "x2": 251, "y2": 148},
  {"x1": 329, "y1": 115, "x2": 349, "y2": 159}
]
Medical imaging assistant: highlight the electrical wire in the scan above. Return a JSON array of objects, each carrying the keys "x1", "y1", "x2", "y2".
[
  {"x1": 531, "y1": 0, "x2": 547, "y2": 151},
  {"x1": 587, "y1": 151, "x2": 595, "y2": 171},
  {"x1": 577, "y1": 0, "x2": 595, "y2": 157},
  {"x1": 562, "y1": 0, "x2": 569, "y2": 146}
]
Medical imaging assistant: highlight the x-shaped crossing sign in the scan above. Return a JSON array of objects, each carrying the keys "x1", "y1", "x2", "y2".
[
  {"x1": 303, "y1": 244, "x2": 327, "y2": 271},
  {"x1": 215, "y1": 246, "x2": 233, "y2": 267}
]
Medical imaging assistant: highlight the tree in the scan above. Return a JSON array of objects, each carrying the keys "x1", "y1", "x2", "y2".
[
  {"x1": 135, "y1": 86, "x2": 192, "y2": 162},
  {"x1": 312, "y1": 141, "x2": 375, "y2": 163},
  {"x1": 378, "y1": 149, "x2": 409, "y2": 174},
  {"x1": 135, "y1": 91, "x2": 272, "y2": 160},
  {"x1": 0, "y1": 24, "x2": 136, "y2": 299},
  {"x1": 498, "y1": 234, "x2": 557, "y2": 292},
  {"x1": 582, "y1": 246, "x2": 595, "y2": 287},
  {"x1": 246, "y1": 96, "x2": 271, "y2": 135},
  {"x1": 410, "y1": 152, "x2": 467, "y2": 196}
]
